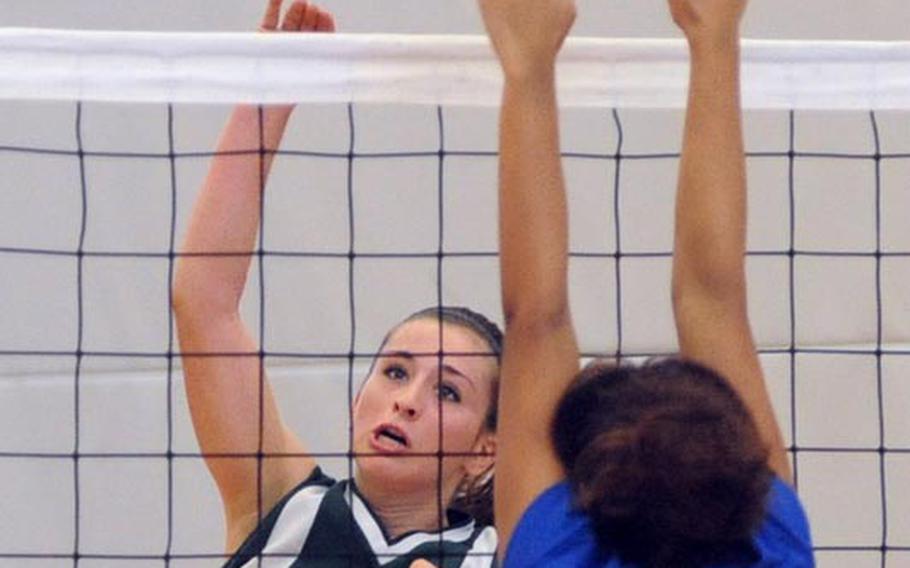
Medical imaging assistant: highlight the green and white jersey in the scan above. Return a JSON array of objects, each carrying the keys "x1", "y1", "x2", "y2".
[{"x1": 224, "y1": 468, "x2": 498, "y2": 568}]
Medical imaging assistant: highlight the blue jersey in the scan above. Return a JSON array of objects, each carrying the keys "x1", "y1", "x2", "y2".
[{"x1": 504, "y1": 477, "x2": 813, "y2": 567}]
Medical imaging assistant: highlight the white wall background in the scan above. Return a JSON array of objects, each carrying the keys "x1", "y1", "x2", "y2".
[
  {"x1": 1, "y1": 1, "x2": 910, "y2": 567},
  {"x1": 3, "y1": 0, "x2": 910, "y2": 40}
]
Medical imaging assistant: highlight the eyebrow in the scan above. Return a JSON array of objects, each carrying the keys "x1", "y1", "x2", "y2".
[
  {"x1": 381, "y1": 350, "x2": 478, "y2": 392},
  {"x1": 442, "y1": 363, "x2": 478, "y2": 392}
]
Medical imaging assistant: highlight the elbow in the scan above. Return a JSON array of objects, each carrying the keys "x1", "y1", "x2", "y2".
[
  {"x1": 170, "y1": 283, "x2": 195, "y2": 318},
  {"x1": 171, "y1": 264, "x2": 191, "y2": 314},
  {"x1": 171, "y1": 264, "x2": 237, "y2": 320},
  {"x1": 171, "y1": 274, "x2": 199, "y2": 320},
  {"x1": 171, "y1": 259, "x2": 199, "y2": 315},
  {"x1": 503, "y1": 298, "x2": 572, "y2": 338},
  {"x1": 672, "y1": 232, "x2": 747, "y2": 307},
  {"x1": 671, "y1": 269, "x2": 749, "y2": 325},
  {"x1": 670, "y1": 271, "x2": 697, "y2": 315},
  {"x1": 672, "y1": 257, "x2": 746, "y2": 310}
]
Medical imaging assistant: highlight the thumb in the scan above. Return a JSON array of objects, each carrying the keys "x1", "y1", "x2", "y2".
[{"x1": 410, "y1": 560, "x2": 438, "y2": 568}]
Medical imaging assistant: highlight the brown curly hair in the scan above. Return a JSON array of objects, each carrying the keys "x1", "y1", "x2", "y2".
[{"x1": 552, "y1": 358, "x2": 773, "y2": 567}]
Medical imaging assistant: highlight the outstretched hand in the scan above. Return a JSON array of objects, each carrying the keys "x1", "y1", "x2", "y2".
[
  {"x1": 256, "y1": 0, "x2": 335, "y2": 111},
  {"x1": 478, "y1": 0, "x2": 576, "y2": 80},
  {"x1": 259, "y1": 0, "x2": 336, "y2": 33},
  {"x1": 668, "y1": 0, "x2": 746, "y2": 46}
]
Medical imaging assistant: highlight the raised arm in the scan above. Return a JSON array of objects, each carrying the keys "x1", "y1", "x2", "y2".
[
  {"x1": 669, "y1": 0, "x2": 790, "y2": 482},
  {"x1": 172, "y1": 0, "x2": 335, "y2": 552},
  {"x1": 478, "y1": 0, "x2": 579, "y2": 553}
]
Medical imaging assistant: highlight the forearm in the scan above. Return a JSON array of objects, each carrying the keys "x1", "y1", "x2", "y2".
[
  {"x1": 499, "y1": 74, "x2": 571, "y2": 327},
  {"x1": 672, "y1": 39, "x2": 747, "y2": 303},
  {"x1": 174, "y1": 105, "x2": 293, "y2": 315}
]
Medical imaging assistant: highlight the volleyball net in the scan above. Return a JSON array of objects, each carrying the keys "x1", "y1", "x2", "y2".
[{"x1": 1, "y1": 29, "x2": 909, "y2": 567}]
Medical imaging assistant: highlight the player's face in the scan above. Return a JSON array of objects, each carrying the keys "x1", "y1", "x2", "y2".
[{"x1": 352, "y1": 318, "x2": 497, "y2": 497}]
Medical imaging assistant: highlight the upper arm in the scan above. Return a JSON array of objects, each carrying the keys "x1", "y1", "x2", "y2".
[
  {"x1": 672, "y1": 289, "x2": 791, "y2": 483},
  {"x1": 495, "y1": 315, "x2": 580, "y2": 555},
  {"x1": 174, "y1": 307, "x2": 316, "y2": 549}
]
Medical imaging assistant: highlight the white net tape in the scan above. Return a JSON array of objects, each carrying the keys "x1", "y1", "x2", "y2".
[{"x1": 2, "y1": 28, "x2": 910, "y2": 108}]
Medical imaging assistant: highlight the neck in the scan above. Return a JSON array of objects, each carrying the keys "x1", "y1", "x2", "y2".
[{"x1": 353, "y1": 472, "x2": 460, "y2": 540}]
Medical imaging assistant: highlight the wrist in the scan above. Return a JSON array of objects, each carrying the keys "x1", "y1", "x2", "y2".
[
  {"x1": 264, "y1": 103, "x2": 296, "y2": 120},
  {"x1": 502, "y1": 62, "x2": 557, "y2": 92},
  {"x1": 236, "y1": 103, "x2": 295, "y2": 117},
  {"x1": 686, "y1": 28, "x2": 741, "y2": 57},
  {"x1": 687, "y1": 33, "x2": 741, "y2": 68}
]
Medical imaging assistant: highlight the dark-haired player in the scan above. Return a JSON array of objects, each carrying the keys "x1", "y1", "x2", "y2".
[{"x1": 480, "y1": 0, "x2": 815, "y2": 564}]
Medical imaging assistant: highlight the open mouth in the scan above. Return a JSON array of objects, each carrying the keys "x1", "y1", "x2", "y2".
[{"x1": 372, "y1": 424, "x2": 410, "y2": 449}]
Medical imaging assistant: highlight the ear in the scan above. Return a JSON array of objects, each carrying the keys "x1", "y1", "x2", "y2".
[{"x1": 464, "y1": 430, "x2": 496, "y2": 478}]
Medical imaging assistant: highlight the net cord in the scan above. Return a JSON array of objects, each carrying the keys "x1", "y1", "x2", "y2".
[{"x1": 2, "y1": 29, "x2": 910, "y2": 109}]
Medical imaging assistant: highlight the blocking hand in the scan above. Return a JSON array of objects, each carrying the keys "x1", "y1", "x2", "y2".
[
  {"x1": 478, "y1": 0, "x2": 576, "y2": 79},
  {"x1": 668, "y1": 0, "x2": 747, "y2": 46},
  {"x1": 259, "y1": 0, "x2": 336, "y2": 33}
]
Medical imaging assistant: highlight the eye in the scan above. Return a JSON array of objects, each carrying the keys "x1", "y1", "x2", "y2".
[
  {"x1": 384, "y1": 364, "x2": 408, "y2": 382},
  {"x1": 437, "y1": 382, "x2": 461, "y2": 403}
]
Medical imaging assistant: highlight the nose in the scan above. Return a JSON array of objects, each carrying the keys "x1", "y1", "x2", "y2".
[
  {"x1": 393, "y1": 400, "x2": 418, "y2": 419},
  {"x1": 393, "y1": 383, "x2": 422, "y2": 420}
]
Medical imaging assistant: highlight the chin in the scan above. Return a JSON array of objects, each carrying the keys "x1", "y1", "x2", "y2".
[{"x1": 355, "y1": 453, "x2": 439, "y2": 490}]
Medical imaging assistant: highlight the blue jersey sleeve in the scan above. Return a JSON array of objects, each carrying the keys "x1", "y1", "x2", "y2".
[
  {"x1": 751, "y1": 477, "x2": 815, "y2": 566},
  {"x1": 503, "y1": 482, "x2": 618, "y2": 568}
]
